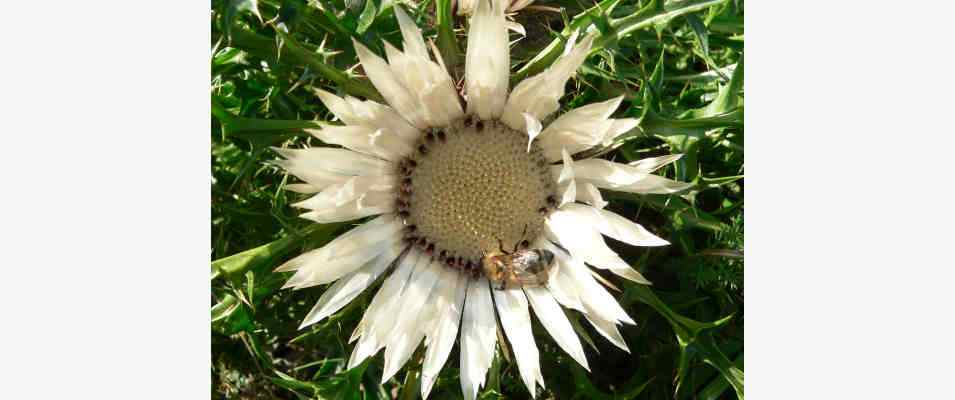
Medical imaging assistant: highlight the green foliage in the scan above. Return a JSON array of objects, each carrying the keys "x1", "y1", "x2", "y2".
[{"x1": 211, "y1": 0, "x2": 743, "y2": 398}]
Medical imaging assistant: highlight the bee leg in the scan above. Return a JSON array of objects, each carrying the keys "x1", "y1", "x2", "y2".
[
  {"x1": 514, "y1": 224, "x2": 528, "y2": 252},
  {"x1": 489, "y1": 275, "x2": 502, "y2": 290},
  {"x1": 496, "y1": 236, "x2": 507, "y2": 254}
]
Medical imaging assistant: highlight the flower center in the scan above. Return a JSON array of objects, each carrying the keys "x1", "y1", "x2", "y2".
[{"x1": 396, "y1": 118, "x2": 557, "y2": 274}]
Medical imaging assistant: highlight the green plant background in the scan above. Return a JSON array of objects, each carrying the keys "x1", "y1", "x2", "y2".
[{"x1": 211, "y1": 0, "x2": 743, "y2": 398}]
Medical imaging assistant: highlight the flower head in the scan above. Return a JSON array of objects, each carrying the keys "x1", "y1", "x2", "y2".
[{"x1": 274, "y1": 2, "x2": 691, "y2": 398}]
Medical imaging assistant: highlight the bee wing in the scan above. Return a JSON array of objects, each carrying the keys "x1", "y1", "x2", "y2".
[
  {"x1": 509, "y1": 251, "x2": 545, "y2": 273},
  {"x1": 507, "y1": 268, "x2": 549, "y2": 288}
]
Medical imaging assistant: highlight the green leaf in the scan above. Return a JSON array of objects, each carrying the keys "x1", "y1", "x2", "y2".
[
  {"x1": 686, "y1": 14, "x2": 709, "y2": 59},
  {"x1": 640, "y1": 102, "x2": 742, "y2": 183},
  {"x1": 644, "y1": 108, "x2": 743, "y2": 137},
  {"x1": 211, "y1": 293, "x2": 240, "y2": 323},
  {"x1": 640, "y1": 50, "x2": 666, "y2": 117},
  {"x1": 227, "y1": 118, "x2": 319, "y2": 140},
  {"x1": 622, "y1": 284, "x2": 739, "y2": 398},
  {"x1": 665, "y1": 63, "x2": 737, "y2": 83},
  {"x1": 695, "y1": 335, "x2": 744, "y2": 399},
  {"x1": 700, "y1": 175, "x2": 744, "y2": 189},
  {"x1": 211, "y1": 234, "x2": 298, "y2": 281},
  {"x1": 271, "y1": 370, "x2": 320, "y2": 394},
  {"x1": 210, "y1": 223, "x2": 337, "y2": 281},
  {"x1": 435, "y1": 0, "x2": 460, "y2": 73},
  {"x1": 696, "y1": 54, "x2": 744, "y2": 118},
  {"x1": 356, "y1": 0, "x2": 378, "y2": 34},
  {"x1": 213, "y1": 99, "x2": 322, "y2": 143},
  {"x1": 699, "y1": 351, "x2": 744, "y2": 400},
  {"x1": 685, "y1": 13, "x2": 730, "y2": 81}
]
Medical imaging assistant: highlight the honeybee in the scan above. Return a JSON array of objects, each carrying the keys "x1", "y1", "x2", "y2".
[{"x1": 482, "y1": 236, "x2": 556, "y2": 290}]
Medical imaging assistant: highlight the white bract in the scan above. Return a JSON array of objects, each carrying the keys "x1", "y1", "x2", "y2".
[{"x1": 274, "y1": 3, "x2": 691, "y2": 399}]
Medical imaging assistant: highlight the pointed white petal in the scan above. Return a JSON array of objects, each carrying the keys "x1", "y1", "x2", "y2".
[
  {"x1": 523, "y1": 113, "x2": 542, "y2": 152},
  {"x1": 298, "y1": 241, "x2": 402, "y2": 328},
  {"x1": 299, "y1": 191, "x2": 395, "y2": 224},
  {"x1": 272, "y1": 146, "x2": 392, "y2": 188},
  {"x1": 558, "y1": 179, "x2": 576, "y2": 208},
  {"x1": 493, "y1": 288, "x2": 542, "y2": 397},
  {"x1": 576, "y1": 181, "x2": 608, "y2": 209},
  {"x1": 421, "y1": 273, "x2": 468, "y2": 399},
  {"x1": 547, "y1": 208, "x2": 643, "y2": 282},
  {"x1": 382, "y1": 260, "x2": 443, "y2": 382},
  {"x1": 584, "y1": 312, "x2": 630, "y2": 352},
  {"x1": 546, "y1": 262, "x2": 585, "y2": 312},
  {"x1": 393, "y1": 6, "x2": 428, "y2": 59},
  {"x1": 539, "y1": 96, "x2": 620, "y2": 137},
  {"x1": 281, "y1": 234, "x2": 396, "y2": 290},
  {"x1": 537, "y1": 240, "x2": 585, "y2": 312},
  {"x1": 524, "y1": 286, "x2": 590, "y2": 371},
  {"x1": 271, "y1": 146, "x2": 390, "y2": 176},
  {"x1": 601, "y1": 118, "x2": 640, "y2": 145},
  {"x1": 292, "y1": 175, "x2": 395, "y2": 211},
  {"x1": 556, "y1": 149, "x2": 577, "y2": 207},
  {"x1": 502, "y1": 32, "x2": 596, "y2": 130},
  {"x1": 361, "y1": 250, "x2": 422, "y2": 342},
  {"x1": 505, "y1": 20, "x2": 526, "y2": 36},
  {"x1": 313, "y1": 88, "x2": 355, "y2": 123},
  {"x1": 274, "y1": 160, "x2": 350, "y2": 190},
  {"x1": 382, "y1": 40, "x2": 463, "y2": 127},
  {"x1": 285, "y1": 183, "x2": 323, "y2": 194},
  {"x1": 535, "y1": 97, "x2": 636, "y2": 161},
  {"x1": 571, "y1": 159, "x2": 694, "y2": 194},
  {"x1": 552, "y1": 247, "x2": 636, "y2": 326},
  {"x1": 465, "y1": 0, "x2": 510, "y2": 119},
  {"x1": 562, "y1": 203, "x2": 669, "y2": 247},
  {"x1": 306, "y1": 125, "x2": 413, "y2": 162},
  {"x1": 322, "y1": 214, "x2": 400, "y2": 259},
  {"x1": 557, "y1": 148, "x2": 575, "y2": 183},
  {"x1": 276, "y1": 214, "x2": 401, "y2": 273},
  {"x1": 348, "y1": 249, "x2": 420, "y2": 369},
  {"x1": 314, "y1": 88, "x2": 421, "y2": 143},
  {"x1": 460, "y1": 278, "x2": 498, "y2": 400},
  {"x1": 509, "y1": 0, "x2": 536, "y2": 12},
  {"x1": 353, "y1": 39, "x2": 427, "y2": 128},
  {"x1": 628, "y1": 154, "x2": 684, "y2": 172}
]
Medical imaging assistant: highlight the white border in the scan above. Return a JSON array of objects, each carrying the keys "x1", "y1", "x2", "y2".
[
  {"x1": 1, "y1": 2, "x2": 210, "y2": 398},
  {"x1": 747, "y1": 1, "x2": 955, "y2": 398},
  {"x1": 3, "y1": 1, "x2": 955, "y2": 398}
]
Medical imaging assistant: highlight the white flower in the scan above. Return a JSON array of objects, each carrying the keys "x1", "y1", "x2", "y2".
[{"x1": 274, "y1": 2, "x2": 692, "y2": 399}]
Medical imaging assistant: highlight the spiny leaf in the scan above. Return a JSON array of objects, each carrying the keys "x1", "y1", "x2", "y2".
[
  {"x1": 228, "y1": 25, "x2": 382, "y2": 101},
  {"x1": 222, "y1": 0, "x2": 263, "y2": 38},
  {"x1": 514, "y1": 0, "x2": 727, "y2": 81},
  {"x1": 696, "y1": 53, "x2": 744, "y2": 118},
  {"x1": 698, "y1": 352, "x2": 743, "y2": 400},
  {"x1": 211, "y1": 223, "x2": 338, "y2": 280}
]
